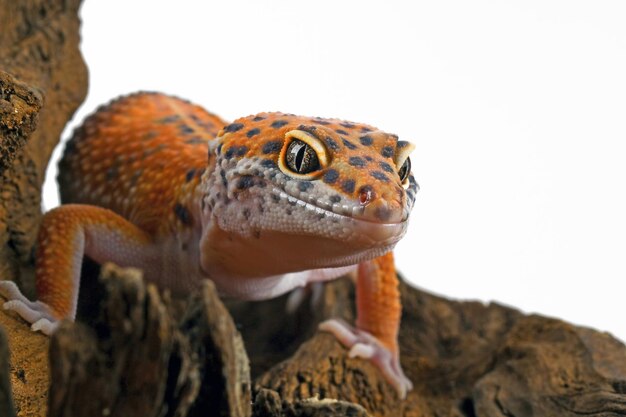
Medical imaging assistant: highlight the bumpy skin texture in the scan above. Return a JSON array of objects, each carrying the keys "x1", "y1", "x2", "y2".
[{"x1": 0, "y1": 92, "x2": 418, "y2": 397}]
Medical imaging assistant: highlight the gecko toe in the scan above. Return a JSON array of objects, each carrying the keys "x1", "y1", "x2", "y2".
[
  {"x1": 319, "y1": 318, "x2": 413, "y2": 399},
  {"x1": 31, "y1": 318, "x2": 59, "y2": 336}
]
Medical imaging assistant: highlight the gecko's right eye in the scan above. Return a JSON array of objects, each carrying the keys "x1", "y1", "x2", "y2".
[{"x1": 285, "y1": 140, "x2": 320, "y2": 174}]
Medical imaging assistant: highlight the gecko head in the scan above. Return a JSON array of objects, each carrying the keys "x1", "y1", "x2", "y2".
[{"x1": 199, "y1": 113, "x2": 419, "y2": 277}]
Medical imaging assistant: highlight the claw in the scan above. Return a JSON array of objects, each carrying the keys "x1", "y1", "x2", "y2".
[
  {"x1": 31, "y1": 318, "x2": 59, "y2": 336},
  {"x1": 0, "y1": 280, "x2": 58, "y2": 336},
  {"x1": 319, "y1": 318, "x2": 413, "y2": 399}
]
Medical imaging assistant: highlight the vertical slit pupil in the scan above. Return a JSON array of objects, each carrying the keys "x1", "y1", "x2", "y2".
[{"x1": 295, "y1": 145, "x2": 306, "y2": 172}]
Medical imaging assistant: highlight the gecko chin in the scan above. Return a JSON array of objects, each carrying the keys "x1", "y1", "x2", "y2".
[{"x1": 199, "y1": 200, "x2": 409, "y2": 278}]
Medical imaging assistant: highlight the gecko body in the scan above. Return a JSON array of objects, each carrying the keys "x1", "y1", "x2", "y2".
[{"x1": 0, "y1": 92, "x2": 418, "y2": 397}]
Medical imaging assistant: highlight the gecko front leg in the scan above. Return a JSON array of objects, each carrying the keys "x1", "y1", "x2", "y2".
[
  {"x1": 319, "y1": 252, "x2": 413, "y2": 398},
  {"x1": 0, "y1": 204, "x2": 153, "y2": 335}
]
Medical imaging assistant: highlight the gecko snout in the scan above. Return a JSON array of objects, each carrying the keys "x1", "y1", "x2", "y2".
[{"x1": 360, "y1": 193, "x2": 404, "y2": 224}]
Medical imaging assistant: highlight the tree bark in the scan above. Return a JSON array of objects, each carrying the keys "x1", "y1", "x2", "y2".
[{"x1": 0, "y1": 0, "x2": 88, "y2": 291}]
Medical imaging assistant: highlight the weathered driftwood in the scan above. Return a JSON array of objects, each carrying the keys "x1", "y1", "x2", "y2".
[
  {"x1": 245, "y1": 278, "x2": 626, "y2": 417},
  {"x1": 44, "y1": 264, "x2": 626, "y2": 417},
  {"x1": 0, "y1": 0, "x2": 87, "y2": 290},
  {"x1": 0, "y1": 1, "x2": 87, "y2": 416},
  {"x1": 48, "y1": 263, "x2": 252, "y2": 417}
]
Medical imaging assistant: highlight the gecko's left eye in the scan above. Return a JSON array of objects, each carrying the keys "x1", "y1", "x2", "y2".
[
  {"x1": 279, "y1": 129, "x2": 329, "y2": 179},
  {"x1": 398, "y1": 157, "x2": 411, "y2": 183},
  {"x1": 285, "y1": 140, "x2": 320, "y2": 174}
]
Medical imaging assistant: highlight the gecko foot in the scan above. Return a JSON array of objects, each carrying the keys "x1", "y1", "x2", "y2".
[
  {"x1": 319, "y1": 318, "x2": 413, "y2": 399},
  {"x1": 0, "y1": 280, "x2": 59, "y2": 336}
]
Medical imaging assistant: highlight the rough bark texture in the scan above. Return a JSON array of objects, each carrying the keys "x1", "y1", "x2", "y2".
[
  {"x1": 0, "y1": 328, "x2": 16, "y2": 417},
  {"x1": 248, "y1": 278, "x2": 626, "y2": 417},
  {"x1": 0, "y1": 1, "x2": 87, "y2": 416},
  {"x1": 0, "y1": 0, "x2": 88, "y2": 291},
  {"x1": 48, "y1": 263, "x2": 252, "y2": 417}
]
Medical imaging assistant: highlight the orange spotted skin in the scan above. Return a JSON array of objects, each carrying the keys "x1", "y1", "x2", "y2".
[
  {"x1": 0, "y1": 92, "x2": 417, "y2": 397},
  {"x1": 59, "y1": 93, "x2": 227, "y2": 236}
]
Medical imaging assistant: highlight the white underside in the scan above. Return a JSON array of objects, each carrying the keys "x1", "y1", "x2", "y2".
[{"x1": 209, "y1": 264, "x2": 357, "y2": 300}]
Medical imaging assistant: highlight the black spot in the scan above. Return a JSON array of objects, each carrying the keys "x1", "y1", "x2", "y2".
[
  {"x1": 317, "y1": 213, "x2": 326, "y2": 220},
  {"x1": 253, "y1": 230, "x2": 261, "y2": 239},
  {"x1": 397, "y1": 140, "x2": 410, "y2": 148},
  {"x1": 174, "y1": 204, "x2": 193, "y2": 226},
  {"x1": 105, "y1": 167, "x2": 118, "y2": 181},
  {"x1": 286, "y1": 208, "x2": 293, "y2": 215},
  {"x1": 130, "y1": 171, "x2": 141, "y2": 186},
  {"x1": 380, "y1": 161, "x2": 394, "y2": 173},
  {"x1": 288, "y1": 198, "x2": 297, "y2": 206},
  {"x1": 342, "y1": 139, "x2": 357, "y2": 150},
  {"x1": 236, "y1": 146, "x2": 248, "y2": 157},
  {"x1": 260, "y1": 159, "x2": 276, "y2": 168},
  {"x1": 186, "y1": 137, "x2": 205, "y2": 144},
  {"x1": 224, "y1": 123, "x2": 244, "y2": 133},
  {"x1": 225, "y1": 146, "x2": 248, "y2": 158},
  {"x1": 158, "y1": 115, "x2": 180, "y2": 124},
  {"x1": 186, "y1": 169, "x2": 196, "y2": 182},
  {"x1": 262, "y1": 140, "x2": 283, "y2": 154},
  {"x1": 325, "y1": 137, "x2": 340, "y2": 151},
  {"x1": 340, "y1": 122, "x2": 355, "y2": 129},
  {"x1": 349, "y1": 157, "x2": 366, "y2": 168},
  {"x1": 242, "y1": 209, "x2": 251, "y2": 220},
  {"x1": 253, "y1": 115, "x2": 266, "y2": 121},
  {"x1": 216, "y1": 143, "x2": 223, "y2": 154},
  {"x1": 360, "y1": 135, "x2": 373, "y2": 146},
  {"x1": 311, "y1": 118, "x2": 330, "y2": 125},
  {"x1": 335, "y1": 129, "x2": 349, "y2": 135},
  {"x1": 237, "y1": 176, "x2": 255, "y2": 190},
  {"x1": 330, "y1": 195, "x2": 341, "y2": 203},
  {"x1": 271, "y1": 194, "x2": 280, "y2": 203},
  {"x1": 360, "y1": 126, "x2": 373, "y2": 133},
  {"x1": 220, "y1": 169, "x2": 228, "y2": 187},
  {"x1": 246, "y1": 128, "x2": 261, "y2": 138},
  {"x1": 365, "y1": 156, "x2": 373, "y2": 162},
  {"x1": 142, "y1": 131, "x2": 158, "y2": 141},
  {"x1": 341, "y1": 179, "x2": 356, "y2": 193},
  {"x1": 271, "y1": 120, "x2": 288, "y2": 129},
  {"x1": 298, "y1": 124, "x2": 316, "y2": 132},
  {"x1": 323, "y1": 169, "x2": 339, "y2": 184},
  {"x1": 298, "y1": 182, "x2": 313, "y2": 192},
  {"x1": 381, "y1": 146, "x2": 394, "y2": 158},
  {"x1": 371, "y1": 171, "x2": 389, "y2": 182},
  {"x1": 179, "y1": 124, "x2": 194, "y2": 134}
]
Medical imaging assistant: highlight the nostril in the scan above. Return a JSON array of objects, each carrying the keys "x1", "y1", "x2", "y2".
[{"x1": 358, "y1": 185, "x2": 375, "y2": 206}]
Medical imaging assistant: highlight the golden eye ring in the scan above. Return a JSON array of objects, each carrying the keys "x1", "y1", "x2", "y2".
[{"x1": 278, "y1": 130, "x2": 329, "y2": 179}]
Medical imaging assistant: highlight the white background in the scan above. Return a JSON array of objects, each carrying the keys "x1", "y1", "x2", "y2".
[{"x1": 43, "y1": 1, "x2": 626, "y2": 342}]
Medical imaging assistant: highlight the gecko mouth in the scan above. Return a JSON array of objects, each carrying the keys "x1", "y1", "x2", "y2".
[{"x1": 269, "y1": 186, "x2": 408, "y2": 247}]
